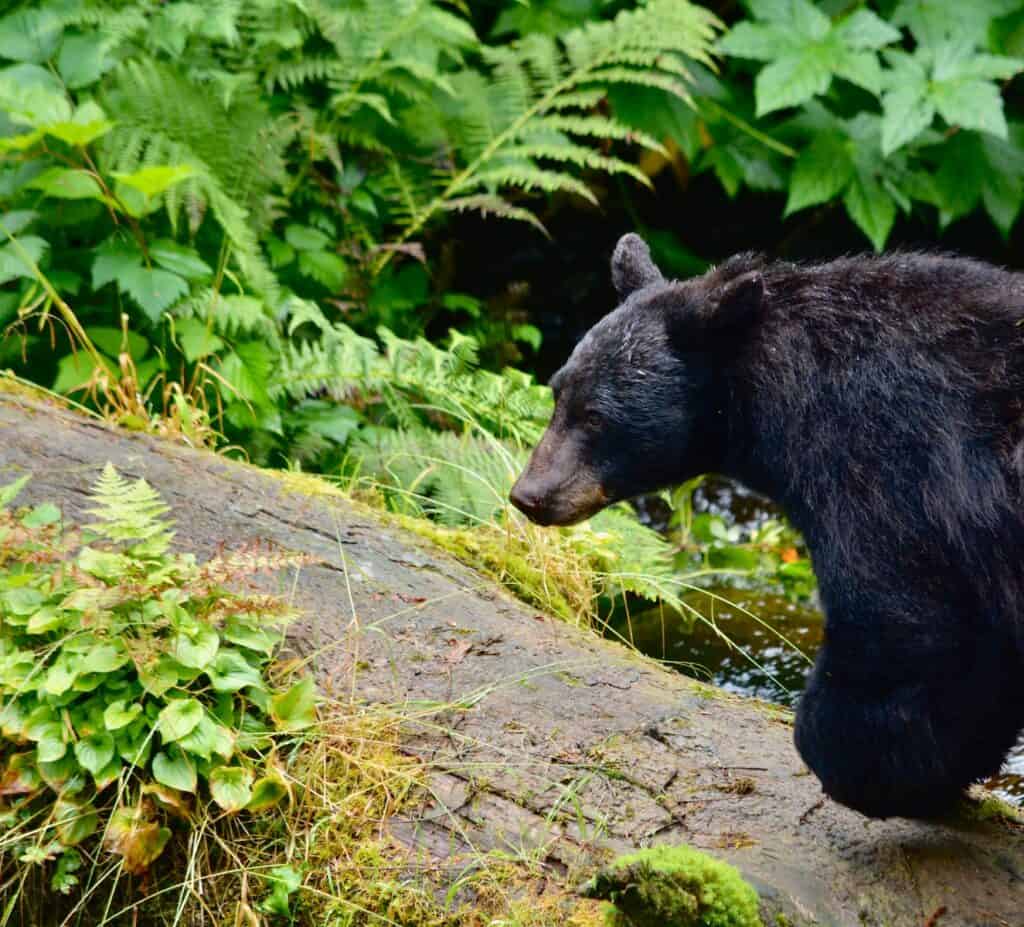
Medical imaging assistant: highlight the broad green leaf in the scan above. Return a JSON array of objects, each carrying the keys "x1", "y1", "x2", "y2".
[
  {"x1": 754, "y1": 49, "x2": 832, "y2": 116},
  {"x1": 206, "y1": 649, "x2": 264, "y2": 693},
  {"x1": 44, "y1": 660, "x2": 78, "y2": 696},
  {"x1": 0, "y1": 63, "x2": 70, "y2": 127},
  {"x1": 152, "y1": 747, "x2": 196, "y2": 793},
  {"x1": 27, "y1": 167, "x2": 103, "y2": 200},
  {"x1": 91, "y1": 240, "x2": 143, "y2": 289},
  {"x1": 0, "y1": 234, "x2": 49, "y2": 284},
  {"x1": 21, "y1": 502, "x2": 60, "y2": 527},
  {"x1": 844, "y1": 168, "x2": 896, "y2": 251},
  {"x1": 139, "y1": 655, "x2": 182, "y2": 697},
  {"x1": 74, "y1": 732, "x2": 115, "y2": 774},
  {"x1": 262, "y1": 866, "x2": 302, "y2": 917},
  {"x1": 0, "y1": 9, "x2": 62, "y2": 64},
  {"x1": 26, "y1": 606, "x2": 65, "y2": 634},
  {"x1": 0, "y1": 209, "x2": 37, "y2": 236},
  {"x1": 717, "y1": 22, "x2": 794, "y2": 61},
  {"x1": 177, "y1": 711, "x2": 234, "y2": 761},
  {"x1": 284, "y1": 224, "x2": 330, "y2": 251},
  {"x1": 932, "y1": 79, "x2": 1007, "y2": 138},
  {"x1": 298, "y1": 250, "x2": 347, "y2": 290},
  {"x1": 150, "y1": 240, "x2": 212, "y2": 280},
  {"x1": 38, "y1": 753, "x2": 78, "y2": 791},
  {"x1": 209, "y1": 766, "x2": 253, "y2": 812},
  {"x1": 85, "y1": 326, "x2": 149, "y2": 362},
  {"x1": 157, "y1": 698, "x2": 204, "y2": 743},
  {"x1": 0, "y1": 752, "x2": 41, "y2": 796},
  {"x1": 246, "y1": 773, "x2": 289, "y2": 812},
  {"x1": 81, "y1": 643, "x2": 129, "y2": 674},
  {"x1": 833, "y1": 49, "x2": 882, "y2": 96},
  {"x1": 92, "y1": 755, "x2": 122, "y2": 790},
  {"x1": 52, "y1": 351, "x2": 115, "y2": 395},
  {"x1": 44, "y1": 101, "x2": 113, "y2": 146},
  {"x1": 270, "y1": 677, "x2": 317, "y2": 731},
  {"x1": 173, "y1": 316, "x2": 224, "y2": 363},
  {"x1": 103, "y1": 700, "x2": 142, "y2": 731},
  {"x1": 119, "y1": 266, "x2": 189, "y2": 324},
  {"x1": 173, "y1": 626, "x2": 219, "y2": 669},
  {"x1": 57, "y1": 33, "x2": 116, "y2": 89},
  {"x1": 36, "y1": 724, "x2": 67, "y2": 763},
  {"x1": 881, "y1": 86, "x2": 935, "y2": 155},
  {"x1": 111, "y1": 165, "x2": 195, "y2": 198},
  {"x1": 3, "y1": 586, "x2": 43, "y2": 615},
  {"x1": 55, "y1": 798, "x2": 99, "y2": 846},
  {"x1": 835, "y1": 10, "x2": 901, "y2": 50},
  {"x1": 223, "y1": 617, "x2": 281, "y2": 655},
  {"x1": 77, "y1": 546, "x2": 130, "y2": 581}
]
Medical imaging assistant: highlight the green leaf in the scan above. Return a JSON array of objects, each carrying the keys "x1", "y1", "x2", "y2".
[
  {"x1": 157, "y1": 698, "x2": 204, "y2": 743},
  {"x1": 44, "y1": 100, "x2": 113, "y2": 146},
  {"x1": 844, "y1": 169, "x2": 896, "y2": 251},
  {"x1": 0, "y1": 474, "x2": 30, "y2": 508},
  {"x1": 139, "y1": 655, "x2": 181, "y2": 697},
  {"x1": 150, "y1": 240, "x2": 212, "y2": 280},
  {"x1": 92, "y1": 240, "x2": 143, "y2": 289},
  {"x1": 173, "y1": 626, "x2": 219, "y2": 669},
  {"x1": 22, "y1": 502, "x2": 60, "y2": 527},
  {"x1": 103, "y1": 700, "x2": 142, "y2": 731},
  {"x1": 74, "y1": 732, "x2": 115, "y2": 775},
  {"x1": 0, "y1": 9, "x2": 62, "y2": 64},
  {"x1": 55, "y1": 798, "x2": 99, "y2": 847},
  {"x1": 206, "y1": 649, "x2": 264, "y2": 693},
  {"x1": 174, "y1": 317, "x2": 224, "y2": 363},
  {"x1": 119, "y1": 266, "x2": 189, "y2": 324},
  {"x1": 932, "y1": 79, "x2": 1007, "y2": 138},
  {"x1": 3, "y1": 586, "x2": 43, "y2": 615},
  {"x1": 284, "y1": 224, "x2": 330, "y2": 251},
  {"x1": 153, "y1": 747, "x2": 196, "y2": 793},
  {"x1": 111, "y1": 165, "x2": 196, "y2": 198},
  {"x1": 246, "y1": 773, "x2": 289, "y2": 812},
  {"x1": 717, "y1": 22, "x2": 794, "y2": 61},
  {"x1": 26, "y1": 167, "x2": 103, "y2": 200},
  {"x1": 26, "y1": 606, "x2": 65, "y2": 634},
  {"x1": 36, "y1": 724, "x2": 67, "y2": 763},
  {"x1": 52, "y1": 351, "x2": 115, "y2": 395},
  {"x1": 57, "y1": 33, "x2": 115, "y2": 89},
  {"x1": 81, "y1": 643, "x2": 129, "y2": 674},
  {"x1": 77, "y1": 546, "x2": 130, "y2": 581},
  {"x1": 209, "y1": 766, "x2": 253, "y2": 812},
  {"x1": 881, "y1": 86, "x2": 935, "y2": 155},
  {"x1": 178, "y1": 712, "x2": 234, "y2": 761},
  {"x1": 754, "y1": 50, "x2": 832, "y2": 116},
  {"x1": 85, "y1": 326, "x2": 149, "y2": 362},
  {"x1": 270, "y1": 677, "x2": 317, "y2": 731},
  {"x1": 223, "y1": 617, "x2": 281, "y2": 655},
  {"x1": 262, "y1": 866, "x2": 302, "y2": 917},
  {"x1": 44, "y1": 660, "x2": 78, "y2": 696},
  {"x1": 835, "y1": 10, "x2": 902, "y2": 50}
]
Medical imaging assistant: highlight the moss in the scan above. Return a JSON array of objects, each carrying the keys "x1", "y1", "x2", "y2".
[
  {"x1": 959, "y1": 787, "x2": 1024, "y2": 824},
  {"x1": 582, "y1": 845, "x2": 763, "y2": 927}
]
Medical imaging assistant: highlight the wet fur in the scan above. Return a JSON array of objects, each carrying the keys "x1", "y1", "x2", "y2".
[{"x1": 517, "y1": 241, "x2": 1024, "y2": 818}]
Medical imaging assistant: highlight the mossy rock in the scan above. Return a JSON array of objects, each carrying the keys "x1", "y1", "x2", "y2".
[{"x1": 582, "y1": 845, "x2": 762, "y2": 927}]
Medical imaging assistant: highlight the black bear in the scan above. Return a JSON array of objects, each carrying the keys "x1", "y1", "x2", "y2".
[{"x1": 510, "y1": 233, "x2": 1024, "y2": 819}]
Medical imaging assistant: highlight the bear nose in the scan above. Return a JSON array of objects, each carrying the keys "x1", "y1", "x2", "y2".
[{"x1": 509, "y1": 481, "x2": 545, "y2": 519}]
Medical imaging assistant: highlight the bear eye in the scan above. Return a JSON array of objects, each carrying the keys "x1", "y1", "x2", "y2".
[{"x1": 583, "y1": 409, "x2": 604, "y2": 432}]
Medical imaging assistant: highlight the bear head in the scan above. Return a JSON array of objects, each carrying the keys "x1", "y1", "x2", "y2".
[{"x1": 510, "y1": 233, "x2": 765, "y2": 526}]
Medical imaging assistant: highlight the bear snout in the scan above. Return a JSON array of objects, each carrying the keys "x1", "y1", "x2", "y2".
[{"x1": 509, "y1": 478, "x2": 552, "y2": 524}]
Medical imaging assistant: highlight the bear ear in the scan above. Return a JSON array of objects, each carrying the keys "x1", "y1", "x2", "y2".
[
  {"x1": 611, "y1": 233, "x2": 664, "y2": 298},
  {"x1": 709, "y1": 270, "x2": 765, "y2": 332}
]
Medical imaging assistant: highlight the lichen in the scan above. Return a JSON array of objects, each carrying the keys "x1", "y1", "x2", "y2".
[{"x1": 582, "y1": 845, "x2": 763, "y2": 927}]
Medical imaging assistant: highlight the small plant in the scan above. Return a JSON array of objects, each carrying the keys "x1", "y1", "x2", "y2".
[
  {"x1": 582, "y1": 844, "x2": 762, "y2": 927},
  {"x1": 0, "y1": 465, "x2": 315, "y2": 881}
]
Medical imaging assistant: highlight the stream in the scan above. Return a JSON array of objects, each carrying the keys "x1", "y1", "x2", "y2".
[{"x1": 614, "y1": 480, "x2": 1024, "y2": 809}]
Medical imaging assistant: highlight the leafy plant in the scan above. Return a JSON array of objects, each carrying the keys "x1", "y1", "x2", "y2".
[{"x1": 0, "y1": 465, "x2": 313, "y2": 876}]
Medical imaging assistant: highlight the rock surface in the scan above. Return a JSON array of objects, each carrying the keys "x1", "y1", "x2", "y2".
[{"x1": 2, "y1": 385, "x2": 1022, "y2": 927}]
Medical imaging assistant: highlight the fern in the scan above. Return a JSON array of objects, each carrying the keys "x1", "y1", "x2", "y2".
[
  {"x1": 86, "y1": 463, "x2": 175, "y2": 556},
  {"x1": 379, "y1": 0, "x2": 720, "y2": 251}
]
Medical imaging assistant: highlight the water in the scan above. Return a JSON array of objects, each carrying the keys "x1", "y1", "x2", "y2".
[{"x1": 618, "y1": 482, "x2": 1024, "y2": 808}]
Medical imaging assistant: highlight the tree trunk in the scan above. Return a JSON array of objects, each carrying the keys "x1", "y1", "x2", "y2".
[{"x1": 2, "y1": 384, "x2": 1022, "y2": 927}]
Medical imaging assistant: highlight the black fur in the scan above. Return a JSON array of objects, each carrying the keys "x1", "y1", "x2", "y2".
[{"x1": 511, "y1": 236, "x2": 1024, "y2": 818}]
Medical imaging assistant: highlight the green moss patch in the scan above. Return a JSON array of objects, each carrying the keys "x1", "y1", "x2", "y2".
[{"x1": 582, "y1": 845, "x2": 762, "y2": 927}]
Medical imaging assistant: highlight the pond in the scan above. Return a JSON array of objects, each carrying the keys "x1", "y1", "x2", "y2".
[{"x1": 613, "y1": 482, "x2": 1024, "y2": 809}]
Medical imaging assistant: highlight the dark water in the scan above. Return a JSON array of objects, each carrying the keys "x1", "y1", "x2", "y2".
[{"x1": 615, "y1": 483, "x2": 1024, "y2": 808}]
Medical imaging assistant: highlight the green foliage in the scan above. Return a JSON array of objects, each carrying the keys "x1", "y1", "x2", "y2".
[{"x1": 0, "y1": 467, "x2": 309, "y2": 875}]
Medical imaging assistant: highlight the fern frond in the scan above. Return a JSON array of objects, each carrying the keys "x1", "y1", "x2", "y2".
[{"x1": 86, "y1": 463, "x2": 174, "y2": 554}]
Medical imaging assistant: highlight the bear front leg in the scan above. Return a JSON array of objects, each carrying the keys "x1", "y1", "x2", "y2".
[{"x1": 793, "y1": 638, "x2": 1023, "y2": 819}]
